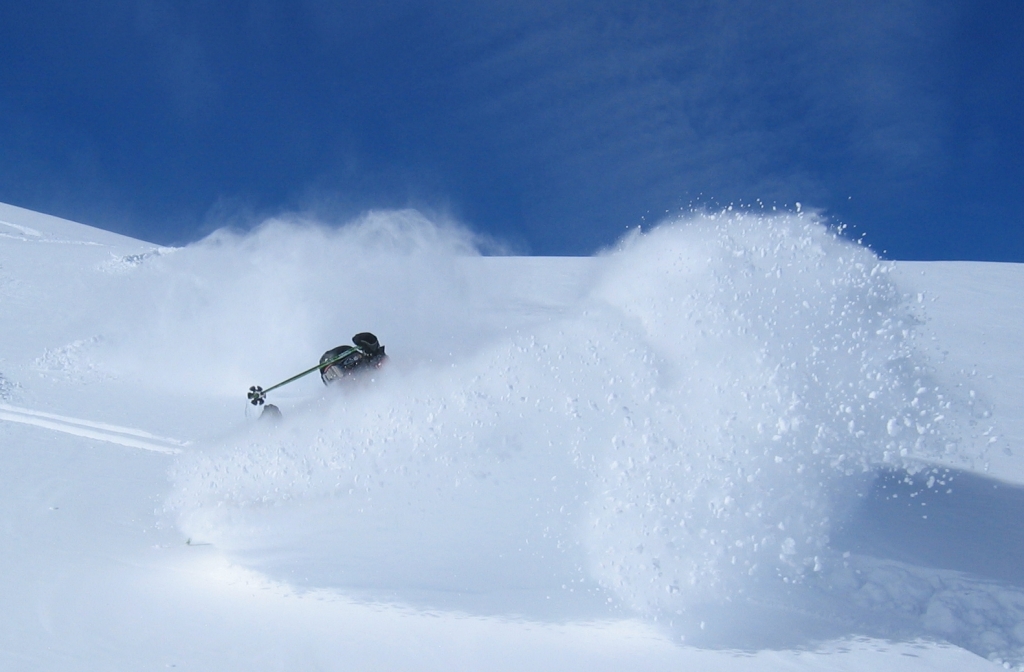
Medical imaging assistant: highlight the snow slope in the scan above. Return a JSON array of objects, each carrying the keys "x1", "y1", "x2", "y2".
[{"x1": 1, "y1": 200, "x2": 1022, "y2": 670}]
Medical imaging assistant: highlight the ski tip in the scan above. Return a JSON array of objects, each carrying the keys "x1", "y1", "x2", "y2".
[{"x1": 259, "y1": 404, "x2": 282, "y2": 423}]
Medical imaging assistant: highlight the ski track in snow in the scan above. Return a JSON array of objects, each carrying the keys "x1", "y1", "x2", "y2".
[
  {"x1": 0, "y1": 403, "x2": 184, "y2": 454},
  {"x1": 0, "y1": 218, "x2": 103, "y2": 245},
  {"x1": 0, "y1": 220, "x2": 42, "y2": 237}
]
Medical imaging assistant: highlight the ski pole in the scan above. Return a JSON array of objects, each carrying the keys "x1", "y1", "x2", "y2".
[{"x1": 247, "y1": 346, "x2": 364, "y2": 405}]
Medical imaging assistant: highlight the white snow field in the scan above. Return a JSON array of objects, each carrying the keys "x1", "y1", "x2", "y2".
[{"x1": 1, "y1": 200, "x2": 1023, "y2": 671}]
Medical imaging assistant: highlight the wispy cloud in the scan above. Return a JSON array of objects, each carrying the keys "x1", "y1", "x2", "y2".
[
  {"x1": 437, "y1": 0, "x2": 956, "y2": 228},
  {"x1": 130, "y1": 0, "x2": 218, "y2": 119}
]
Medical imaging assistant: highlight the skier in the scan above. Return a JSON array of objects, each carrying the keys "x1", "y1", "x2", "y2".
[
  {"x1": 248, "y1": 332, "x2": 388, "y2": 414},
  {"x1": 319, "y1": 332, "x2": 388, "y2": 384}
]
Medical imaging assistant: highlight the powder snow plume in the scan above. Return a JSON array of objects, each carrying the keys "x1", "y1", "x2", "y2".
[{"x1": 146, "y1": 209, "x2": 991, "y2": 649}]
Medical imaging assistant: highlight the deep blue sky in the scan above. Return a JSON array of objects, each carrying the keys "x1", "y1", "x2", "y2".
[{"x1": 1, "y1": 0, "x2": 1021, "y2": 258}]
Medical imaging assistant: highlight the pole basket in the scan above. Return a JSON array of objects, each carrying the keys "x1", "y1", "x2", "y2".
[{"x1": 247, "y1": 386, "x2": 266, "y2": 406}]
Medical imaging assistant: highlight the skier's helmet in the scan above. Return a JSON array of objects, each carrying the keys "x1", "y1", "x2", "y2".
[{"x1": 353, "y1": 332, "x2": 381, "y2": 353}]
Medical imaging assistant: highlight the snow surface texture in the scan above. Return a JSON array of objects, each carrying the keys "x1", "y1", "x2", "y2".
[{"x1": 1, "y1": 200, "x2": 1022, "y2": 670}]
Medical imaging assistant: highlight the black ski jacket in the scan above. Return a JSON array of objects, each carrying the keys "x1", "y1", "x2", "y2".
[{"x1": 319, "y1": 344, "x2": 387, "y2": 384}]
